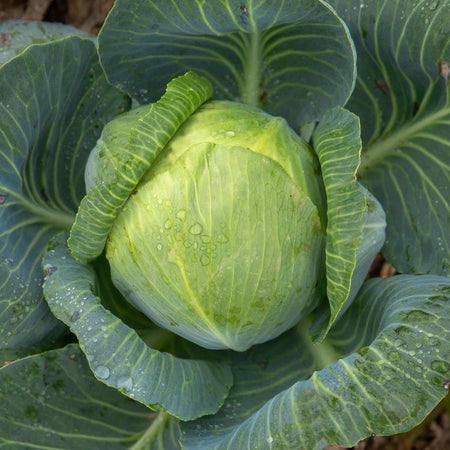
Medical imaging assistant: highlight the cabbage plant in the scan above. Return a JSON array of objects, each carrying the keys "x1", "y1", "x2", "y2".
[{"x1": 0, "y1": 1, "x2": 449, "y2": 449}]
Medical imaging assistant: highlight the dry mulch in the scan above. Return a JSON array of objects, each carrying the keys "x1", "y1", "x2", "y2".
[
  {"x1": 0, "y1": 0, "x2": 115, "y2": 34},
  {"x1": 0, "y1": 1, "x2": 449, "y2": 448}
]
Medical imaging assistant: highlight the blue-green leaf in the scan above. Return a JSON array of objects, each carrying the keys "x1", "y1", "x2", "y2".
[
  {"x1": 0, "y1": 344, "x2": 180, "y2": 449},
  {"x1": 98, "y1": 0, "x2": 356, "y2": 128},
  {"x1": 0, "y1": 32, "x2": 130, "y2": 354},
  {"x1": 329, "y1": 0, "x2": 450, "y2": 276},
  {"x1": 44, "y1": 232, "x2": 233, "y2": 421},
  {"x1": 311, "y1": 107, "x2": 385, "y2": 339},
  {"x1": 181, "y1": 275, "x2": 450, "y2": 449},
  {"x1": 0, "y1": 20, "x2": 92, "y2": 67}
]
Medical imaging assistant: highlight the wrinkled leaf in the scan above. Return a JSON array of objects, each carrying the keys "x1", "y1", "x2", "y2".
[
  {"x1": 181, "y1": 275, "x2": 450, "y2": 449},
  {"x1": 311, "y1": 107, "x2": 385, "y2": 339},
  {"x1": 44, "y1": 232, "x2": 233, "y2": 421},
  {"x1": 0, "y1": 33, "x2": 130, "y2": 353},
  {"x1": 98, "y1": 0, "x2": 356, "y2": 128},
  {"x1": 0, "y1": 344, "x2": 179, "y2": 449},
  {"x1": 69, "y1": 72, "x2": 213, "y2": 262},
  {"x1": 329, "y1": 0, "x2": 450, "y2": 276}
]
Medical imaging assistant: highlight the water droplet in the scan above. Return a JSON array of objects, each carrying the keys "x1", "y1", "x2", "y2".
[
  {"x1": 164, "y1": 219, "x2": 173, "y2": 229},
  {"x1": 189, "y1": 223, "x2": 203, "y2": 235},
  {"x1": 96, "y1": 366, "x2": 110, "y2": 379},
  {"x1": 117, "y1": 376, "x2": 133, "y2": 391},
  {"x1": 200, "y1": 254, "x2": 210, "y2": 266},
  {"x1": 429, "y1": 337, "x2": 440, "y2": 346},
  {"x1": 429, "y1": 0, "x2": 439, "y2": 11},
  {"x1": 217, "y1": 233, "x2": 228, "y2": 243},
  {"x1": 266, "y1": 436, "x2": 274, "y2": 444},
  {"x1": 405, "y1": 310, "x2": 429, "y2": 322},
  {"x1": 176, "y1": 210, "x2": 186, "y2": 221},
  {"x1": 431, "y1": 360, "x2": 450, "y2": 374},
  {"x1": 388, "y1": 351, "x2": 400, "y2": 361},
  {"x1": 157, "y1": 244, "x2": 163, "y2": 251},
  {"x1": 225, "y1": 131, "x2": 235, "y2": 138}
]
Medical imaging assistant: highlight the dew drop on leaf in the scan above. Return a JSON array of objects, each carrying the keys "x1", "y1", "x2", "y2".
[
  {"x1": 117, "y1": 376, "x2": 133, "y2": 391},
  {"x1": 431, "y1": 360, "x2": 450, "y2": 374},
  {"x1": 189, "y1": 223, "x2": 203, "y2": 235},
  {"x1": 96, "y1": 365, "x2": 110, "y2": 379},
  {"x1": 217, "y1": 233, "x2": 229, "y2": 243},
  {"x1": 429, "y1": 337, "x2": 441, "y2": 346},
  {"x1": 429, "y1": 0, "x2": 440, "y2": 11},
  {"x1": 387, "y1": 351, "x2": 400, "y2": 361},
  {"x1": 176, "y1": 210, "x2": 186, "y2": 221}
]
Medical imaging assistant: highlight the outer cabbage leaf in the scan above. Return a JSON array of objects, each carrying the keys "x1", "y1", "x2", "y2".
[
  {"x1": 0, "y1": 32, "x2": 130, "y2": 354},
  {"x1": 0, "y1": 20, "x2": 91, "y2": 66},
  {"x1": 98, "y1": 0, "x2": 356, "y2": 129},
  {"x1": 0, "y1": 344, "x2": 179, "y2": 449},
  {"x1": 69, "y1": 72, "x2": 214, "y2": 262},
  {"x1": 329, "y1": 0, "x2": 450, "y2": 276},
  {"x1": 181, "y1": 275, "x2": 450, "y2": 449},
  {"x1": 311, "y1": 107, "x2": 386, "y2": 339},
  {"x1": 43, "y1": 232, "x2": 233, "y2": 421}
]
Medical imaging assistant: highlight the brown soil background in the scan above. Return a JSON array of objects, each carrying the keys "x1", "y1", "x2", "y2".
[{"x1": 0, "y1": 1, "x2": 449, "y2": 448}]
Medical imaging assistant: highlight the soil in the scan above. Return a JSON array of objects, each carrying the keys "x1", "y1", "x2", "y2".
[
  {"x1": 0, "y1": 0, "x2": 115, "y2": 34},
  {"x1": 0, "y1": 1, "x2": 448, "y2": 448}
]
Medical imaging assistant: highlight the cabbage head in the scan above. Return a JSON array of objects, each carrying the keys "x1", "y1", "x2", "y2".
[{"x1": 85, "y1": 100, "x2": 327, "y2": 351}]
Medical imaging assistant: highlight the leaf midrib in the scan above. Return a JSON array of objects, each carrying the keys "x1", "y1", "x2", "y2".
[
  {"x1": 241, "y1": 29, "x2": 263, "y2": 106},
  {"x1": 5, "y1": 193, "x2": 75, "y2": 228},
  {"x1": 358, "y1": 106, "x2": 450, "y2": 174}
]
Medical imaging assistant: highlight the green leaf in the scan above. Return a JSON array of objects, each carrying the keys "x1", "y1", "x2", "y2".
[
  {"x1": 43, "y1": 232, "x2": 233, "y2": 421},
  {"x1": 0, "y1": 344, "x2": 180, "y2": 449},
  {"x1": 98, "y1": 0, "x2": 356, "y2": 128},
  {"x1": 329, "y1": 0, "x2": 450, "y2": 276},
  {"x1": 0, "y1": 20, "x2": 92, "y2": 67},
  {"x1": 69, "y1": 72, "x2": 214, "y2": 262},
  {"x1": 93, "y1": 254, "x2": 156, "y2": 331},
  {"x1": 0, "y1": 35, "x2": 130, "y2": 353},
  {"x1": 180, "y1": 275, "x2": 450, "y2": 449},
  {"x1": 312, "y1": 107, "x2": 385, "y2": 339}
]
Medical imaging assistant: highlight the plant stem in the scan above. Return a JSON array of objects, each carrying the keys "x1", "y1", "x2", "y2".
[
  {"x1": 241, "y1": 29, "x2": 262, "y2": 106},
  {"x1": 129, "y1": 412, "x2": 169, "y2": 450},
  {"x1": 297, "y1": 317, "x2": 340, "y2": 370}
]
